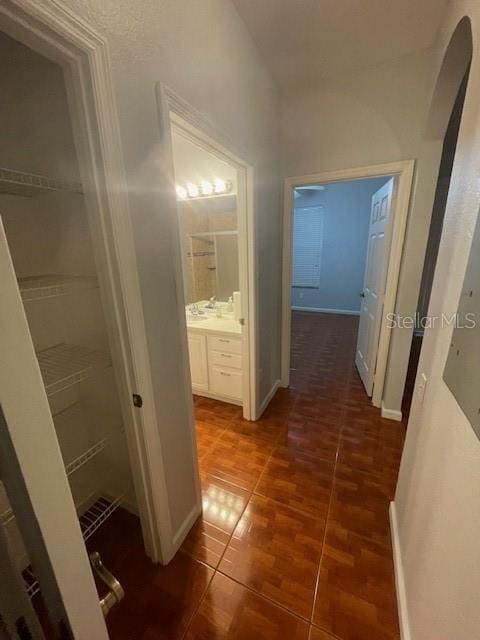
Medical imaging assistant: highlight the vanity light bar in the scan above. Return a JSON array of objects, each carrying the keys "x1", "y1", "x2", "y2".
[{"x1": 176, "y1": 178, "x2": 233, "y2": 200}]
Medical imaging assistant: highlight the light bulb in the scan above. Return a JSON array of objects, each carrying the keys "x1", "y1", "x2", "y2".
[
  {"x1": 214, "y1": 178, "x2": 226, "y2": 194},
  {"x1": 201, "y1": 180, "x2": 213, "y2": 195},
  {"x1": 176, "y1": 185, "x2": 187, "y2": 199},
  {"x1": 187, "y1": 183, "x2": 199, "y2": 197}
]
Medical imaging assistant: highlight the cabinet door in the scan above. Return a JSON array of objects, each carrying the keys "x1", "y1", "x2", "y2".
[
  {"x1": 187, "y1": 334, "x2": 208, "y2": 392},
  {"x1": 0, "y1": 219, "x2": 108, "y2": 638}
]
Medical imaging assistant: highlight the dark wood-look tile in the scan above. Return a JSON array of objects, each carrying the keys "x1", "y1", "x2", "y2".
[
  {"x1": 202, "y1": 431, "x2": 274, "y2": 491},
  {"x1": 227, "y1": 414, "x2": 283, "y2": 443},
  {"x1": 337, "y1": 432, "x2": 401, "y2": 486},
  {"x1": 87, "y1": 511, "x2": 213, "y2": 640},
  {"x1": 276, "y1": 420, "x2": 341, "y2": 463},
  {"x1": 313, "y1": 521, "x2": 400, "y2": 640},
  {"x1": 182, "y1": 475, "x2": 249, "y2": 568},
  {"x1": 61, "y1": 312, "x2": 406, "y2": 640},
  {"x1": 219, "y1": 495, "x2": 324, "y2": 619},
  {"x1": 328, "y1": 463, "x2": 393, "y2": 547},
  {"x1": 309, "y1": 626, "x2": 338, "y2": 640},
  {"x1": 255, "y1": 445, "x2": 335, "y2": 518},
  {"x1": 195, "y1": 419, "x2": 225, "y2": 459},
  {"x1": 107, "y1": 536, "x2": 214, "y2": 640},
  {"x1": 185, "y1": 572, "x2": 310, "y2": 639}
]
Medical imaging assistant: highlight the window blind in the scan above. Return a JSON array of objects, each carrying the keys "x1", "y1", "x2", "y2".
[{"x1": 292, "y1": 205, "x2": 324, "y2": 288}]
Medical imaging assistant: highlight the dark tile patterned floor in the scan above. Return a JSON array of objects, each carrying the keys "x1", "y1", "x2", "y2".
[{"x1": 93, "y1": 312, "x2": 406, "y2": 639}]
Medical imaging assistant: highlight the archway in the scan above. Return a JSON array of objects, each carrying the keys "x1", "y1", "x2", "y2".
[{"x1": 384, "y1": 17, "x2": 473, "y2": 418}]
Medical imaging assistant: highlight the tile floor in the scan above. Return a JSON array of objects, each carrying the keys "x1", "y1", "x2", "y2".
[{"x1": 94, "y1": 311, "x2": 406, "y2": 639}]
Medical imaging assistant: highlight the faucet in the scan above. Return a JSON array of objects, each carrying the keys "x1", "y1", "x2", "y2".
[
  {"x1": 189, "y1": 303, "x2": 203, "y2": 315},
  {"x1": 205, "y1": 296, "x2": 217, "y2": 309}
]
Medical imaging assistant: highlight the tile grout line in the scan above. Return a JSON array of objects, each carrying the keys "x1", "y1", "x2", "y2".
[
  {"x1": 186, "y1": 326, "x2": 362, "y2": 635},
  {"x1": 181, "y1": 414, "x2": 286, "y2": 638},
  {"x1": 308, "y1": 349, "x2": 358, "y2": 625}
]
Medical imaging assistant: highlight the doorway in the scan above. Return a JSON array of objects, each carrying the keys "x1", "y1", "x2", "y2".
[
  {"x1": 0, "y1": 28, "x2": 167, "y2": 637},
  {"x1": 402, "y1": 66, "x2": 470, "y2": 417},
  {"x1": 164, "y1": 102, "x2": 257, "y2": 422},
  {"x1": 282, "y1": 161, "x2": 415, "y2": 413},
  {"x1": 0, "y1": 3, "x2": 203, "y2": 636}
]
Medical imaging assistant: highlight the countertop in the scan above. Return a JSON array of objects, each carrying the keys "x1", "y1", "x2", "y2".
[{"x1": 185, "y1": 302, "x2": 242, "y2": 335}]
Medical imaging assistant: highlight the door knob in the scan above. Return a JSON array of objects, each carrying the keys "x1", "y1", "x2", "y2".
[{"x1": 90, "y1": 551, "x2": 124, "y2": 617}]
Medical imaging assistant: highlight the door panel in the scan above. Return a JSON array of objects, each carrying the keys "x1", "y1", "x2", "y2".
[
  {"x1": 187, "y1": 334, "x2": 208, "y2": 391},
  {"x1": 0, "y1": 219, "x2": 108, "y2": 638},
  {"x1": 355, "y1": 179, "x2": 395, "y2": 396}
]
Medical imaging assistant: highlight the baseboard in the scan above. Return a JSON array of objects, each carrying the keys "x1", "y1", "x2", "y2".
[
  {"x1": 192, "y1": 389, "x2": 242, "y2": 407},
  {"x1": 257, "y1": 379, "x2": 281, "y2": 419},
  {"x1": 170, "y1": 501, "x2": 202, "y2": 558},
  {"x1": 390, "y1": 502, "x2": 411, "y2": 640},
  {"x1": 291, "y1": 305, "x2": 360, "y2": 316},
  {"x1": 381, "y1": 403, "x2": 403, "y2": 421}
]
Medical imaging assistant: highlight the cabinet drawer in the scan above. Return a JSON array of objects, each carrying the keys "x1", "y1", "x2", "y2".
[
  {"x1": 209, "y1": 366, "x2": 242, "y2": 400},
  {"x1": 207, "y1": 335, "x2": 242, "y2": 355},
  {"x1": 210, "y1": 350, "x2": 242, "y2": 369}
]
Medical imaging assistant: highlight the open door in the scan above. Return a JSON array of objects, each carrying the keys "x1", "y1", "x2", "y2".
[
  {"x1": 355, "y1": 178, "x2": 395, "y2": 396},
  {"x1": 0, "y1": 218, "x2": 110, "y2": 638}
]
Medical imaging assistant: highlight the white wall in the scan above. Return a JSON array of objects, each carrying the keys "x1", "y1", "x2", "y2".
[
  {"x1": 292, "y1": 178, "x2": 387, "y2": 313},
  {"x1": 0, "y1": 31, "x2": 80, "y2": 182},
  {"x1": 394, "y1": 4, "x2": 480, "y2": 639},
  {"x1": 0, "y1": 0, "x2": 281, "y2": 557},
  {"x1": 281, "y1": 48, "x2": 436, "y2": 177},
  {"x1": 281, "y1": 47, "x2": 443, "y2": 414},
  {"x1": 16, "y1": 0, "x2": 281, "y2": 538}
]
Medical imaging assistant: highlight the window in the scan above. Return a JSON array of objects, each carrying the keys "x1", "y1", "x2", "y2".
[{"x1": 292, "y1": 205, "x2": 324, "y2": 288}]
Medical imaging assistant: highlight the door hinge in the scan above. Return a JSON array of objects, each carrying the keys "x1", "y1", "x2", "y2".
[{"x1": 132, "y1": 393, "x2": 143, "y2": 408}]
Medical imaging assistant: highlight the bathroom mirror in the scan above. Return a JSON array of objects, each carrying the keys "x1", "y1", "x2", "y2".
[
  {"x1": 443, "y1": 213, "x2": 480, "y2": 439},
  {"x1": 177, "y1": 194, "x2": 239, "y2": 304}
]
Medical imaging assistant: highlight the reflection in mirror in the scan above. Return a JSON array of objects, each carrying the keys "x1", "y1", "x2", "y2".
[
  {"x1": 443, "y1": 212, "x2": 480, "y2": 439},
  {"x1": 178, "y1": 194, "x2": 239, "y2": 304}
]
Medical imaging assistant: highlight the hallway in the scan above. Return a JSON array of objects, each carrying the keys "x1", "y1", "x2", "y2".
[{"x1": 89, "y1": 312, "x2": 406, "y2": 639}]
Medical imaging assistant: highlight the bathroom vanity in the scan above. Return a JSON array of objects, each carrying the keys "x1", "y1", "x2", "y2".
[{"x1": 186, "y1": 302, "x2": 243, "y2": 405}]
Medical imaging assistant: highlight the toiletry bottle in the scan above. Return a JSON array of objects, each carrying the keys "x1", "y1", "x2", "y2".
[{"x1": 227, "y1": 296, "x2": 233, "y2": 312}]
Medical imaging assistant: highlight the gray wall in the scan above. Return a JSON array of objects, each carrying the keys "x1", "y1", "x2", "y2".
[{"x1": 292, "y1": 178, "x2": 388, "y2": 313}]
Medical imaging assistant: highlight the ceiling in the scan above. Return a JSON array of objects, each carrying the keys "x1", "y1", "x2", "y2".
[{"x1": 232, "y1": 0, "x2": 449, "y2": 93}]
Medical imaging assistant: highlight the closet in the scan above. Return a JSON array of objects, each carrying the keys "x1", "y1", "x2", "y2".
[{"x1": 0, "y1": 33, "x2": 139, "y2": 599}]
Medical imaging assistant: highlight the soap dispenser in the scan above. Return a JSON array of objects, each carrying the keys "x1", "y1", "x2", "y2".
[{"x1": 227, "y1": 296, "x2": 233, "y2": 312}]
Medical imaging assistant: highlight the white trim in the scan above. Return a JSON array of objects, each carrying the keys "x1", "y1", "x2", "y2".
[
  {"x1": 0, "y1": 0, "x2": 175, "y2": 567},
  {"x1": 282, "y1": 161, "x2": 415, "y2": 410},
  {"x1": 192, "y1": 390, "x2": 243, "y2": 407},
  {"x1": 172, "y1": 502, "x2": 202, "y2": 549},
  {"x1": 381, "y1": 403, "x2": 403, "y2": 422},
  {"x1": 158, "y1": 84, "x2": 258, "y2": 421},
  {"x1": 291, "y1": 306, "x2": 360, "y2": 316},
  {"x1": 390, "y1": 502, "x2": 411, "y2": 640},
  {"x1": 257, "y1": 379, "x2": 281, "y2": 418}
]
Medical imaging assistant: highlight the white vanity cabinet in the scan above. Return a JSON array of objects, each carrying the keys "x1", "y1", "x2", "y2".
[
  {"x1": 187, "y1": 329, "x2": 243, "y2": 404},
  {"x1": 187, "y1": 333, "x2": 209, "y2": 392}
]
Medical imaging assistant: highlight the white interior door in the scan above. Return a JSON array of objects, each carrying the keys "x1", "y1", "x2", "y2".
[
  {"x1": 0, "y1": 219, "x2": 109, "y2": 638},
  {"x1": 355, "y1": 178, "x2": 395, "y2": 396}
]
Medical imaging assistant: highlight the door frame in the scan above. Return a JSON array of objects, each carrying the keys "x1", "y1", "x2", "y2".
[
  {"x1": 281, "y1": 160, "x2": 415, "y2": 409},
  {"x1": 156, "y1": 83, "x2": 258, "y2": 421},
  {"x1": 0, "y1": 1, "x2": 174, "y2": 562}
]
